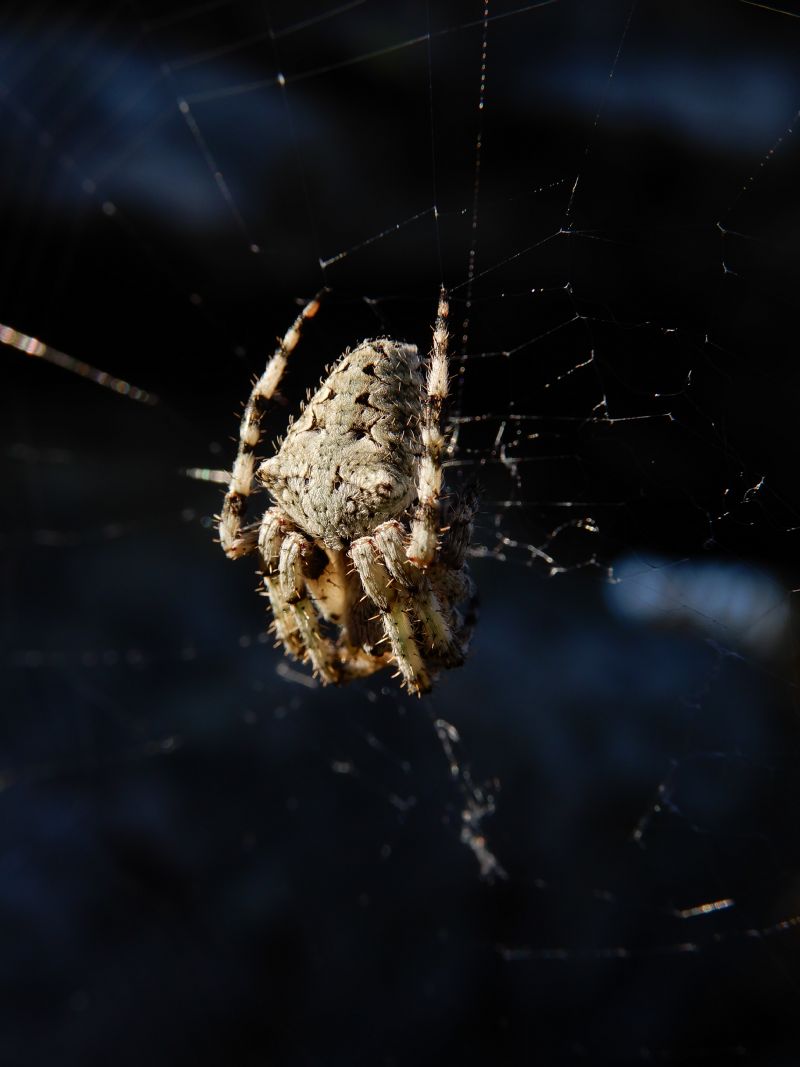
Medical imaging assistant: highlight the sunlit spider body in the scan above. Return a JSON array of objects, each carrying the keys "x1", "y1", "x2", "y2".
[{"x1": 218, "y1": 290, "x2": 476, "y2": 694}]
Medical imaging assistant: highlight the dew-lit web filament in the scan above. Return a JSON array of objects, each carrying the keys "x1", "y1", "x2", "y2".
[
  {"x1": 675, "y1": 898, "x2": 734, "y2": 920},
  {"x1": 1, "y1": 323, "x2": 158, "y2": 405},
  {"x1": 499, "y1": 909, "x2": 800, "y2": 962},
  {"x1": 184, "y1": 466, "x2": 229, "y2": 484}
]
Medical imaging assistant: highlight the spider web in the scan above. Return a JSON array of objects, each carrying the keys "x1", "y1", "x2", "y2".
[{"x1": 3, "y1": 1, "x2": 800, "y2": 1064}]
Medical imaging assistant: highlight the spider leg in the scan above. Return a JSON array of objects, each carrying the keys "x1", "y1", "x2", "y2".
[
  {"x1": 374, "y1": 520, "x2": 463, "y2": 667},
  {"x1": 429, "y1": 564, "x2": 476, "y2": 657},
  {"x1": 278, "y1": 531, "x2": 344, "y2": 684},
  {"x1": 437, "y1": 487, "x2": 479, "y2": 652},
  {"x1": 440, "y1": 485, "x2": 479, "y2": 569},
  {"x1": 350, "y1": 536, "x2": 432, "y2": 695},
  {"x1": 233, "y1": 524, "x2": 261, "y2": 558},
  {"x1": 218, "y1": 292, "x2": 323, "y2": 559},
  {"x1": 257, "y1": 509, "x2": 306, "y2": 660},
  {"x1": 407, "y1": 287, "x2": 449, "y2": 568}
]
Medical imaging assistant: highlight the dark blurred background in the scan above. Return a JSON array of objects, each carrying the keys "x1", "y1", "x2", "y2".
[{"x1": 3, "y1": 1, "x2": 800, "y2": 1064}]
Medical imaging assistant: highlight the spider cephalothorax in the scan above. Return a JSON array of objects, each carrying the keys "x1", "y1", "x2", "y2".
[{"x1": 218, "y1": 290, "x2": 476, "y2": 695}]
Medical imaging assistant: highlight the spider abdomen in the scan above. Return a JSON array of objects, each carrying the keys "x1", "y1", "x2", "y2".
[{"x1": 259, "y1": 338, "x2": 424, "y2": 549}]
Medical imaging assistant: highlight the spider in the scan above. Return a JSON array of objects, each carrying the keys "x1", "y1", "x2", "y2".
[{"x1": 217, "y1": 289, "x2": 476, "y2": 695}]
